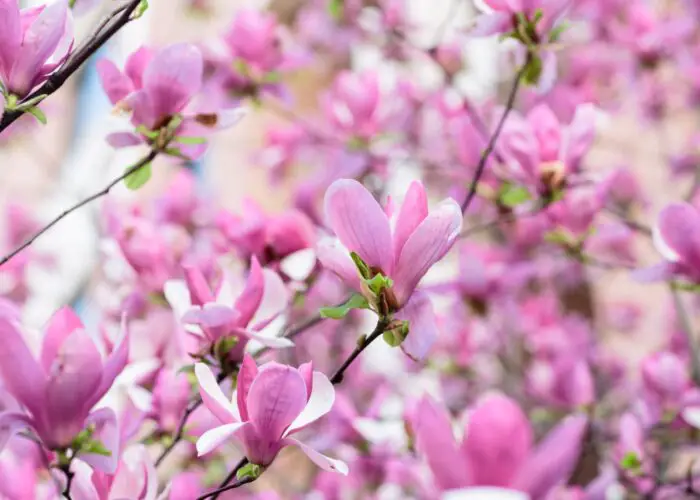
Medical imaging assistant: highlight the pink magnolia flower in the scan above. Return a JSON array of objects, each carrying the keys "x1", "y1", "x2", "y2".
[
  {"x1": 223, "y1": 9, "x2": 283, "y2": 78},
  {"x1": 194, "y1": 356, "x2": 348, "y2": 474},
  {"x1": 641, "y1": 351, "x2": 689, "y2": 413},
  {"x1": 0, "y1": 307, "x2": 128, "y2": 473},
  {"x1": 150, "y1": 369, "x2": 191, "y2": 433},
  {"x1": 472, "y1": 0, "x2": 571, "y2": 38},
  {"x1": 318, "y1": 179, "x2": 462, "y2": 359},
  {"x1": 0, "y1": 0, "x2": 73, "y2": 98},
  {"x1": 413, "y1": 393, "x2": 587, "y2": 497},
  {"x1": 97, "y1": 44, "x2": 244, "y2": 159},
  {"x1": 323, "y1": 71, "x2": 384, "y2": 139},
  {"x1": 498, "y1": 103, "x2": 596, "y2": 196},
  {"x1": 164, "y1": 257, "x2": 291, "y2": 352},
  {"x1": 643, "y1": 203, "x2": 700, "y2": 283},
  {"x1": 71, "y1": 445, "x2": 160, "y2": 500}
]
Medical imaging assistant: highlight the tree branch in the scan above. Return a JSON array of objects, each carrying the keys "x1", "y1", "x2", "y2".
[
  {"x1": 196, "y1": 457, "x2": 250, "y2": 500},
  {"x1": 461, "y1": 64, "x2": 527, "y2": 214},
  {"x1": 0, "y1": 150, "x2": 158, "y2": 268},
  {"x1": 0, "y1": 0, "x2": 143, "y2": 134}
]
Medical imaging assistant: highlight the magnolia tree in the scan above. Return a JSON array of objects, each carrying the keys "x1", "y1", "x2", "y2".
[{"x1": 2, "y1": 0, "x2": 700, "y2": 498}]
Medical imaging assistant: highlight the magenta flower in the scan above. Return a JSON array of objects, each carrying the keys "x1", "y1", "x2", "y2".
[
  {"x1": 71, "y1": 445, "x2": 159, "y2": 500},
  {"x1": 97, "y1": 43, "x2": 244, "y2": 159},
  {"x1": 194, "y1": 356, "x2": 348, "y2": 474},
  {"x1": 318, "y1": 179, "x2": 462, "y2": 359},
  {"x1": 644, "y1": 203, "x2": 700, "y2": 283},
  {"x1": 0, "y1": 0, "x2": 73, "y2": 99},
  {"x1": 0, "y1": 307, "x2": 128, "y2": 473},
  {"x1": 413, "y1": 393, "x2": 587, "y2": 497},
  {"x1": 164, "y1": 257, "x2": 291, "y2": 353},
  {"x1": 323, "y1": 71, "x2": 384, "y2": 139},
  {"x1": 473, "y1": 0, "x2": 571, "y2": 38},
  {"x1": 223, "y1": 9, "x2": 284, "y2": 77}
]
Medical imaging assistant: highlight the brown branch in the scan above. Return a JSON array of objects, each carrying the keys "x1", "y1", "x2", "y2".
[
  {"x1": 0, "y1": 0, "x2": 142, "y2": 133},
  {"x1": 461, "y1": 64, "x2": 527, "y2": 214},
  {"x1": 0, "y1": 150, "x2": 158, "y2": 268}
]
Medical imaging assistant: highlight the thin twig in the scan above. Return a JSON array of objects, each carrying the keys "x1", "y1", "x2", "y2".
[
  {"x1": 197, "y1": 476, "x2": 256, "y2": 500},
  {"x1": 671, "y1": 285, "x2": 700, "y2": 385},
  {"x1": 0, "y1": 150, "x2": 158, "y2": 268},
  {"x1": 203, "y1": 457, "x2": 250, "y2": 500},
  {"x1": 330, "y1": 318, "x2": 389, "y2": 385},
  {"x1": 461, "y1": 64, "x2": 527, "y2": 214},
  {"x1": 0, "y1": 0, "x2": 142, "y2": 133}
]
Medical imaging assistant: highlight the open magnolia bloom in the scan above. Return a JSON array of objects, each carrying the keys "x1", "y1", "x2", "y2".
[
  {"x1": 0, "y1": 307, "x2": 128, "y2": 474},
  {"x1": 318, "y1": 178, "x2": 462, "y2": 360},
  {"x1": 195, "y1": 356, "x2": 348, "y2": 474},
  {"x1": 164, "y1": 257, "x2": 292, "y2": 357},
  {"x1": 413, "y1": 393, "x2": 587, "y2": 499}
]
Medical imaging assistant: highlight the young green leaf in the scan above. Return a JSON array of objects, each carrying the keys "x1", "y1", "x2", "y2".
[
  {"x1": 320, "y1": 294, "x2": 369, "y2": 319},
  {"x1": 174, "y1": 136, "x2": 208, "y2": 145},
  {"x1": 26, "y1": 106, "x2": 47, "y2": 125},
  {"x1": 124, "y1": 162, "x2": 152, "y2": 190},
  {"x1": 236, "y1": 463, "x2": 263, "y2": 481},
  {"x1": 499, "y1": 183, "x2": 532, "y2": 207},
  {"x1": 350, "y1": 251, "x2": 372, "y2": 279}
]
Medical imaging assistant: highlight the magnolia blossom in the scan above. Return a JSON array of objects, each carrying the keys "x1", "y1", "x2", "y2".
[
  {"x1": 195, "y1": 356, "x2": 348, "y2": 474},
  {"x1": 0, "y1": 307, "x2": 128, "y2": 473},
  {"x1": 71, "y1": 445, "x2": 161, "y2": 500},
  {"x1": 413, "y1": 393, "x2": 587, "y2": 497},
  {"x1": 323, "y1": 71, "x2": 384, "y2": 139},
  {"x1": 473, "y1": 0, "x2": 571, "y2": 38},
  {"x1": 164, "y1": 257, "x2": 292, "y2": 352},
  {"x1": 0, "y1": 0, "x2": 73, "y2": 98},
  {"x1": 318, "y1": 179, "x2": 462, "y2": 359},
  {"x1": 644, "y1": 202, "x2": 700, "y2": 283},
  {"x1": 97, "y1": 43, "x2": 244, "y2": 158},
  {"x1": 498, "y1": 103, "x2": 596, "y2": 195}
]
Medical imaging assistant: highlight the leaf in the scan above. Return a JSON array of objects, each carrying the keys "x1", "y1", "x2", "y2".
[
  {"x1": 26, "y1": 106, "x2": 46, "y2": 125},
  {"x1": 174, "y1": 136, "x2": 207, "y2": 145},
  {"x1": 328, "y1": 0, "x2": 343, "y2": 21},
  {"x1": 522, "y1": 54, "x2": 543, "y2": 86},
  {"x1": 236, "y1": 463, "x2": 263, "y2": 481},
  {"x1": 620, "y1": 451, "x2": 641, "y2": 471},
  {"x1": 549, "y1": 22, "x2": 569, "y2": 43},
  {"x1": 15, "y1": 94, "x2": 48, "y2": 111},
  {"x1": 499, "y1": 183, "x2": 531, "y2": 207},
  {"x1": 81, "y1": 438, "x2": 112, "y2": 457},
  {"x1": 136, "y1": 125, "x2": 160, "y2": 140},
  {"x1": 382, "y1": 320, "x2": 409, "y2": 347},
  {"x1": 364, "y1": 273, "x2": 393, "y2": 296},
  {"x1": 132, "y1": 0, "x2": 149, "y2": 19},
  {"x1": 320, "y1": 294, "x2": 369, "y2": 319},
  {"x1": 124, "y1": 162, "x2": 152, "y2": 190},
  {"x1": 350, "y1": 251, "x2": 371, "y2": 279}
]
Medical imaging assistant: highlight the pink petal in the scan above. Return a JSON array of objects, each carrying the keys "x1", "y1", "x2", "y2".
[
  {"x1": 88, "y1": 315, "x2": 130, "y2": 409},
  {"x1": 298, "y1": 362, "x2": 314, "y2": 402},
  {"x1": 564, "y1": 103, "x2": 596, "y2": 169},
  {"x1": 393, "y1": 198, "x2": 462, "y2": 304},
  {"x1": 195, "y1": 363, "x2": 238, "y2": 424},
  {"x1": 143, "y1": 43, "x2": 203, "y2": 120},
  {"x1": 237, "y1": 354, "x2": 258, "y2": 422},
  {"x1": 0, "y1": 0, "x2": 21, "y2": 79},
  {"x1": 196, "y1": 422, "x2": 248, "y2": 456},
  {"x1": 244, "y1": 330, "x2": 295, "y2": 348},
  {"x1": 234, "y1": 257, "x2": 264, "y2": 327},
  {"x1": 471, "y1": 12, "x2": 512, "y2": 36},
  {"x1": 0, "y1": 316, "x2": 46, "y2": 418},
  {"x1": 124, "y1": 46, "x2": 153, "y2": 89},
  {"x1": 96, "y1": 59, "x2": 133, "y2": 105},
  {"x1": 498, "y1": 112, "x2": 540, "y2": 180},
  {"x1": 44, "y1": 329, "x2": 103, "y2": 446},
  {"x1": 655, "y1": 203, "x2": 700, "y2": 264},
  {"x1": 9, "y1": 0, "x2": 68, "y2": 95},
  {"x1": 286, "y1": 371, "x2": 334, "y2": 435},
  {"x1": 40, "y1": 306, "x2": 84, "y2": 372},
  {"x1": 184, "y1": 264, "x2": 214, "y2": 306},
  {"x1": 396, "y1": 291, "x2": 439, "y2": 361},
  {"x1": 513, "y1": 414, "x2": 588, "y2": 498},
  {"x1": 79, "y1": 408, "x2": 119, "y2": 474},
  {"x1": 316, "y1": 238, "x2": 362, "y2": 291},
  {"x1": 246, "y1": 364, "x2": 307, "y2": 439},
  {"x1": 123, "y1": 89, "x2": 156, "y2": 129},
  {"x1": 182, "y1": 304, "x2": 238, "y2": 328},
  {"x1": 0, "y1": 412, "x2": 32, "y2": 451},
  {"x1": 393, "y1": 181, "x2": 429, "y2": 258},
  {"x1": 106, "y1": 132, "x2": 143, "y2": 148},
  {"x1": 324, "y1": 179, "x2": 393, "y2": 275},
  {"x1": 250, "y1": 269, "x2": 289, "y2": 329},
  {"x1": 528, "y1": 105, "x2": 561, "y2": 163},
  {"x1": 462, "y1": 393, "x2": 533, "y2": 487},
  {"x1": 283, "y1": 438, "x2": 348, "y2": 474},
  {"x1": 412, "y1": 396, "x2": 467, "y2": 490}
]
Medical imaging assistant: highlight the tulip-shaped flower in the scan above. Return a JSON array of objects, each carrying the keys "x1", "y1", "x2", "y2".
[
  {"x1": 164, "y1": 257, "x2": 292, "y2": 358},
  {"x1": 0, "y1": 307, "x2": 128, "y2": 473},
  {"x1": 644, "y1": 203, "x2": 700, "y2": 284},
  {"x1": 318, "y1": 179, "x2": 462, "y2": 359},
  {"x1": 194, "y1": 356, "x2": 348, "y2": 474},
  {"x1": 97, "y1": 43, "x2": 244, "y2": 159},
  {"x1": 0, "y1": 0, "x2": 73, "y2": 99},
  {"x1": 413, "y1": 393, "x2": 587, "y2": 498}
]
